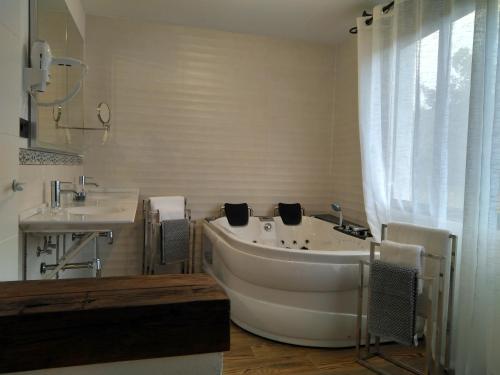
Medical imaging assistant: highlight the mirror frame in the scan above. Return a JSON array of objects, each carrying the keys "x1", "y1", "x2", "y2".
[
  {"x1": 97, "y1": 102, "x2": 111, "y2": 126},
  {"x1": 28, "y1": 0, "x2": 85, "y2": 155}
]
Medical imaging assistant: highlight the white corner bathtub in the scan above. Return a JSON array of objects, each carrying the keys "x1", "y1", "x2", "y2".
[{"x1": 202, "y1": 216, "x2": 371, "y2": 348}]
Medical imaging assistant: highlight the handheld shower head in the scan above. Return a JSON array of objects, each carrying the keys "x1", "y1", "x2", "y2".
[
  {"x1": 331, "y1": 203, "x2": 343, "y2": 227},
  {"x1": 331, "y1": 203, "x2": 341, "y2": 212}
]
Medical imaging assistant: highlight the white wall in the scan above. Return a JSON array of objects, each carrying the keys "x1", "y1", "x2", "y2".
[
  {"x1": 0, "y1": 2, "x2": 367, "y2": 280},
  {"x1": 331, "y1": 36, "x2": 366, "y2": 225},
  {"x1": 0, "y1": 0, "x2": 84, "y2": 281},
  {"x1": 64, "y1": 0, "x2": 86, "y2": 39},
  {"x1": 83, "y1": 15, "x2": 337, "y2": 275},
  {"x1": 0, "y1": 0, "x2": 27, "y2": 280}
]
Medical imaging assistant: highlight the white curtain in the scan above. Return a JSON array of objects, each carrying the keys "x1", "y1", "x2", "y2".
[
  {"x1": 357, "y1": 0, "x2": 500, "y2": 373},
  {"x1": 454, "y1": 0, "x2": 500, "y2": 373},
  {"x1": 357, "y1": 0, "x2": 475, "y2": 241}
]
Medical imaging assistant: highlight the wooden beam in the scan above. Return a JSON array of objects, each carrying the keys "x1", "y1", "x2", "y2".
[{"x1": 0, "y1": 274, "x2": 230, "y2": 373}]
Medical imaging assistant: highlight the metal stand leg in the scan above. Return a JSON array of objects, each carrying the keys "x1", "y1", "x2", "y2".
[
  {"x1": 22, "y1": 232, "x2": 28, "y2": 280},
  {"x1": 375, "y1": 337, "x2": 380, "y2": 354},
  {"x1": 356, "y1": 261, "x2": 364, "y2": 358},
  {"x1": 55, "y1": 235, "x2": 60, "y2": 279},
  {"x1": 444, "y1": 236, "x2": 457, "y2": 372},
  {"x1": 95, "y1": 236, "x2": 102, "y2": 278}
]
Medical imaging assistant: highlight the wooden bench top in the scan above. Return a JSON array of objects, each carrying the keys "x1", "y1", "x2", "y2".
[{"x1": 0, "y1": 274, "x2": 230, "y2": 373}]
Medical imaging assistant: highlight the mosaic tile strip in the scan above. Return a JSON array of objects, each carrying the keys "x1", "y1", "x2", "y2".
[{"x1": 19, "y1": 148, "x2": 83, "y2": 165}]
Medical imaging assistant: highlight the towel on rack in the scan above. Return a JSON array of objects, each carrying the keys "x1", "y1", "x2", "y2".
[
  {"x1": 278, "y1": 203, "x2": 302, "y2": 225},
  {"x1": 161, "y1": 219, "x2": 189, "y2": 264},
  {"x1": 368, "y1": 260, "x2": 419, "y2": 346},
  {"x1": 150, "y1": 196, "x2": 185, "y2": 221},
  {"x1": 380, "y1": 240, "x2": 423, "y2": 293},
  {"x1": 386, "y1": 222, "x2": 450, "y2": 279},
  {"x1": 149, "y1": 196, "x2": 186, "y2": 221},
  {"x1": 224, "y1": 203, "x2": 250, "y2": 226},
  {"x1": 386, "y1": 222, "x2": 450, "y2": 318}
]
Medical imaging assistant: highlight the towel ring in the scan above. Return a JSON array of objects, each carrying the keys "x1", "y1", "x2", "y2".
[
  {"x1": 97, "y1": 102, "x2": 111, "y2": 127},
  {"x1": 53, "y1": 102, "x2": 111, "y2": 131}
]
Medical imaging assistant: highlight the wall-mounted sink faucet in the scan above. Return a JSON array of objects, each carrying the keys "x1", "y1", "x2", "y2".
[
  {"x1": 75, "y1": 176, "x2": 99, "y2": 201},
  {"x1": 51, "y1": 180, "x2": 79, "y2": 208},
  {"x1": 331, "y1": 202, "x2": 343, "y2": 227},
  {"x1": 79, "y1": 176, "x2": 99, "y2": 188},
  {"x1": 51, "y1": 177, "x2": 100, "y2": 207}
]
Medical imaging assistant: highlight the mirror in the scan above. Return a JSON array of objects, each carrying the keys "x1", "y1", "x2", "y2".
[
  {"x1": 29, "y1": 0, "x2": 85, "y2": 154},
  {"x1": 97, "y1": 102, "x2": 111, "y2": 126}
]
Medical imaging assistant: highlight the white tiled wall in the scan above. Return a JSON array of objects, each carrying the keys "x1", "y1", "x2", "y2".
[
  {"x1": 331, "y1": 37, "x2": 366, "y2": 225},
  {"x1": 1, "y1": 5, "x2": 367, "y2": 280},
  {"x1": 83, "y1": 16, "x2": 338, "y2": 275},
  {"x1": 0, "y1": 0, "x2": 87, "y2": 280},
  {"x1": 0, "y1": 0, "x2": 24, "y2": 280}
]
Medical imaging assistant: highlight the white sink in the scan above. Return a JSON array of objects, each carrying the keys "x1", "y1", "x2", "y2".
[
  {"x1": 86, "y1": 191, "x2": 135, "y2": 200},
  {"x1": 66, "y1": 206, "x2": 125, "y2": 216},
  {"x1": 86, "y1": 193, "x2": 113, "y2": 200},
  {"x1": 19, "y1": 188, "x2": 139, "y2": 232}
]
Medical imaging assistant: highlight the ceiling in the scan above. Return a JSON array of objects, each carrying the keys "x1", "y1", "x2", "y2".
[{"x1": 81, "y1": 0, "x2": 380, "y2": 45}]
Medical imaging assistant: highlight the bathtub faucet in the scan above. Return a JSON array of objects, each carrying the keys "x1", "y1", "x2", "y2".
[{"x1": 331, "y1": 203, "x2": 343, "y2": 227}]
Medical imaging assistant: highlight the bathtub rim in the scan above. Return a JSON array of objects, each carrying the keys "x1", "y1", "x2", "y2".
[{"x1": 203, "y1": 216, "x2": 372, "y2": 258}]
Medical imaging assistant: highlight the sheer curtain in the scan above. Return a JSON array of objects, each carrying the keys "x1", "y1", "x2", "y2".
[
  {"x1": 454, "y1": 0, "x2": 500, "y2": 373},
  {"x1": 357, "y1": 0, "x2": 500, "y2": 373},
  {"x1": 357, "y1": 0, "x2": 474, "y2": 241}
]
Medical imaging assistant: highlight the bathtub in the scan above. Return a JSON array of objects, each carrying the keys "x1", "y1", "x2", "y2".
[{"x1": 202, "y1": 215, "x2": 372, "y2": 348}]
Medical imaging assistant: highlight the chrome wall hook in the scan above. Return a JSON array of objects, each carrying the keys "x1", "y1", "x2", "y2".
[{"x1": 11, "y1": 180, "x2": 25, "y2": 192}]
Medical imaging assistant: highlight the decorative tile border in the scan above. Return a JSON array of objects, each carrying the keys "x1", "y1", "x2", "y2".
[{"x1": 19, "y1": 148, "x2": 83, "y2": 166}]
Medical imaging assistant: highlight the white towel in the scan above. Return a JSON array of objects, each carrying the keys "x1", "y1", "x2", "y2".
[
  {"x1": 380, "y1": 239, "x2": 424, "y2": 293},
  {"x1": 386, "y1": 222, "x2": 450, "y2": 279},
  {"x1": 380, "y1": 240, "x2": 423, "y2": 270},
  {"x1": 149, "y1": 196, "x2": 185, "y2": 221}
]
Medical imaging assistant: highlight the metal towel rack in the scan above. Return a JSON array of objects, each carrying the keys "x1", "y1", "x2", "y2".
[
  {"x1": 143, "y1": 198, "x2": 194, "y2": 275},
  {"x1": 356, "y1": 224, "x2": 457, "y2": 375}
]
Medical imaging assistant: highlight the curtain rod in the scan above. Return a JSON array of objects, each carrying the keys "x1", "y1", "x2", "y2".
[{"x1": 349, "y1": 1, "x2": 395, "y2": 34}]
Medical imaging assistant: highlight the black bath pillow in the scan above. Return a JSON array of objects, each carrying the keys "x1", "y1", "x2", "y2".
[
  {"x1": 224, "y1": 203, "x2": 249, "y2": 226},
  {"x1": 278, "y1": 203, "x2": 302, "y2": 225}
]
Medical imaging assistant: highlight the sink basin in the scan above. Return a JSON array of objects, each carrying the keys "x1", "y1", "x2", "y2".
[
  {"x1": 19, "y1": 188, "x2": 139, "y2": 232},
  {"x1": 66, "y1": 206, "x2": 124, "y2": 216},
  {"x1": 86, "y1": 193, "x2": 113, "y2": 200}
]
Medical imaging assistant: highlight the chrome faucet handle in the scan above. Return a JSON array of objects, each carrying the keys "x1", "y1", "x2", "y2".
[
  {"x1": 51, "y1": 180, "x2": 62, "y2": 208},
  {"x1": 79, "y1": 175, "x2": 99, "y2": 187},
  {"x1": 51, "y1": 180, "x2": 78, "y2": 208}
]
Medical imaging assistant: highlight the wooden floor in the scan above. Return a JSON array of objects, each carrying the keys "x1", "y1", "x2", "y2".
[{"x1": 224, "y1": 323, "x2": 425, "y2": 374}]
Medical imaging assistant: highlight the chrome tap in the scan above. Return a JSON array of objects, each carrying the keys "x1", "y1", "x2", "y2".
[
  {"x1": 79, "y1": 176, "x2": 99, "y2": 187},
  {"x1": 331, "y1": 202, "x2": 343, "y2": 227},
  {"x1": 50, "y1": 180, "x2": 78, "y2": 208},
  {"x1": 75, "y1": 176, "x2": 99, "y2": 201}
]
